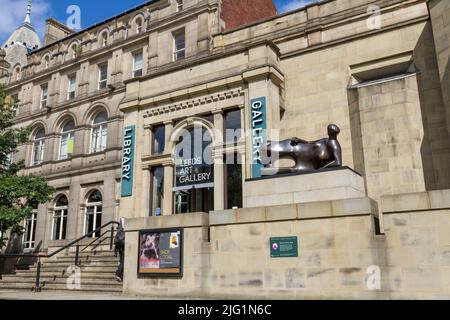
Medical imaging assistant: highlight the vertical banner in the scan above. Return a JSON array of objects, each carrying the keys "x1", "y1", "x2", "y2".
[
  {"x1": 121, "y1": 125, "x2": 135, "y2": 197},
  {"x1": 250, "y1": 97, "x2": 267, "y2": 178}
]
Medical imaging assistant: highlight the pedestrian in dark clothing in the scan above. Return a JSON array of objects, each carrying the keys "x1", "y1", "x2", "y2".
[{"x1": 114, "y1": 224, "x2": 125, "y2": 282}]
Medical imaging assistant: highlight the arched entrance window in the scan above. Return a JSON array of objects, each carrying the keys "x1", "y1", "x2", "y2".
[
  {"x1": 90, "y1": 111, "x2": 108, "y2": 153},
  {"x1": 52, "y1": 195, "x2": 68, "y2": 240},
  {"x1": 85, "y1": 190, "x2": 102, "y2": 238},
  {"x1": 31, "y1": 128, "x2": 45, "y2": 166},
  {"x1": 59, "y1": 119, "x2": 75, "y2": 160},
  {"x1": 173, "y1": 125, "x2": 214, "y2": 214}
]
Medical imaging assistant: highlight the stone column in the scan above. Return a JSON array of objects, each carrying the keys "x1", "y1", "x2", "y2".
[
  {"x1": 68, "y1": 183, "x2": 82, "y2": 239},
  {"x1": 144, "y1": 124, "x2": 152, "y2": 156},
  {"x1": 103, "y1": 174, "x2": 117, "y2": 223},
  {"x1": 35, "y1": 203, "x2": 50, "y2": 251},
  {"x1": 164, "y1": 120, "x2": 174, "y2": 154},
  {"x1": 213, "y1": 110, "x2": 224, "y2": 210},
  {"x1": 162, "y1": 162, "x2": 174, "y2": 215}
]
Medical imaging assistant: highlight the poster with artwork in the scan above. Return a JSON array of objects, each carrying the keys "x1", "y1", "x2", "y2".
[{"x1": 138, "y1": 229, "x2": 183, "y2": 277}]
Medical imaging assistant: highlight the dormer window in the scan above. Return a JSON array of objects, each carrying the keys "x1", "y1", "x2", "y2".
[
  {"x1": 101, "y1": 32, "x2": 108, "y2": 47},
  {"x1": 44, "y1": 56, "x2": 50, "y2": 69},
  {"x1": 71, "y1": 44, "x2": 77, "y2": 59},
  {"x1": 13, "y1": 66, "x2": 21, "y2": 81},
  {"x1": 136, "y1": 17, "x2": 143, "y2": 34},
  {"x1": 176, "y1": 0, "x2": 183, "y2": 12}
]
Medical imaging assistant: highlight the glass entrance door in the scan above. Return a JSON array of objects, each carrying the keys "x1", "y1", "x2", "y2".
[{"x1": 174, "y1": 187, "x2": 214, "y2": 214}]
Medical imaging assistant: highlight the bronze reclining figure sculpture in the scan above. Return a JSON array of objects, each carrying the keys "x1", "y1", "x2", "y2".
[{"x1": 260, "y1": 124, "x2": 343, "y2": 176}]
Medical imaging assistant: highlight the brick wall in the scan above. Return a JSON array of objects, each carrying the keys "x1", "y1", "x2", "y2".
[{"x1": 220, "y1": 0, "x2": 277, "y2": 31}]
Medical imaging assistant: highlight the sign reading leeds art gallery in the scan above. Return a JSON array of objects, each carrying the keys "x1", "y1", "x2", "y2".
[
  {"x1": 250, "y1": 97, "x2": 267, "y2": 178},
  {"x1": 175, "y1": 157, "x2": 213, "y2": 191},
  {"x1": 121, "y1": 126, "x2": 135, "y2": 197}
]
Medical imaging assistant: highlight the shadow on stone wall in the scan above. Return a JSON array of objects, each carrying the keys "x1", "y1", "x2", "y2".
[{"x1": 414, "y1": 22, "x2": 450, "y2": 191}]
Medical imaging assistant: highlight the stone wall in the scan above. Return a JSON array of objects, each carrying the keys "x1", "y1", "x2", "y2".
[{"x1": 123, "y1": 189, "x2": 450, "y2": 299}]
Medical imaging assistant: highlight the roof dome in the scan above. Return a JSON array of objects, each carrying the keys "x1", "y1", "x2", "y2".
[{"x1": 2, "y1": 0, "x2": 41, "y2": 69}]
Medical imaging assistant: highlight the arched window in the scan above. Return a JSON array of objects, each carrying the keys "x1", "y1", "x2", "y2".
[
  {"x1": 31, "y1": 128, "x2": 45, "y2": 166},
  {"x1": 85, "y1": 190, "x2": 103, "y2": 238},
  {"x1": 70, "y1": 43, "x2": 78, "y2": 59},
  {"x1": 52, "y1": 195, "x2": 68, "y2": 241},
  {"x1": 59, "y1": 119, "x2": 75, "y2": 160},
  {"x1": 43, "y1": 55, "x2": 50, "y2": 69},
  {"x1": 13, "y1": 66, "x2": 21, "y2": 81},
  {"x1": 100, "y1": 31, "x2": 108, "y2": 47},
  {"x1": 135, "y1": 17, "x2": 143, "y2": 34},
  {"x1": 90, "y1": 111, "x2": 108, "y2": 153},
  {"x1": 23, "y1": 204, "x2": 38, "y2": 249}
]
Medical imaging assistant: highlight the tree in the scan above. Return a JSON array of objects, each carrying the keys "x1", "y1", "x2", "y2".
[{"x1": 0, "y1": 85, "x2": 54, "y2": 250}]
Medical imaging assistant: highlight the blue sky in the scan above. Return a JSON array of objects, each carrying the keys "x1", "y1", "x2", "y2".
[{"x1": 0, "y1": 0, "x2": 316, "y2": 45}]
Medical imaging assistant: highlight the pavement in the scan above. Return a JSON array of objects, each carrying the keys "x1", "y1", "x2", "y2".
[{"x1": 0, "y1": 290, "x2": 185, "y2": 300}]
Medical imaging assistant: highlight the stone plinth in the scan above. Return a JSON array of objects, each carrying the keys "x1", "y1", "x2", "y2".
[{"x1": 244, "y1": 167, "x2": 366, "y2": 208}]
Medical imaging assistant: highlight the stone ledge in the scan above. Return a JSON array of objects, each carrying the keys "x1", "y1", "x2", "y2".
[
  {"x1": 210, "y1": 197, "x2": 377, "y2": 226},
  {"x1": 381, "y1": 190, "x2": 450, "y2": 213},
  {"x1": 125, "y1": 212, "x2": 209, "y2": 232}
]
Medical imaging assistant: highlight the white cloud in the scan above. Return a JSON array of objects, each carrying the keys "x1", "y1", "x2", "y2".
[
  {"x1": 0, "y1": 0, "x2": 51, "y2": 45},
  {"x1": 279, "y1": 0, "x2": 318, "y2": 13}
]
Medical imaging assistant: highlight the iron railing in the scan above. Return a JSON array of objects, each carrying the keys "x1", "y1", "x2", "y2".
[{"x1": 0, "y1": 220, "x2": 120, "y2": 292}]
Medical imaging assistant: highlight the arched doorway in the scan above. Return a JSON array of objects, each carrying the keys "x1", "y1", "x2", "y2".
[{"x1": 173, "y1": 125, "x2": 214, "y2": 214}]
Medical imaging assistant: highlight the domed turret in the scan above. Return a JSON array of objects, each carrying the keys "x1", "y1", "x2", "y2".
[{"x1": 2, "y1": 0, "x2": 41, "y2": 71}]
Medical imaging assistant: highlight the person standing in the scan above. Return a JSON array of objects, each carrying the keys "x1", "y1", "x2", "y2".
[{"x1": 114, "y1": 223, "x2": 125, "y2": 282}]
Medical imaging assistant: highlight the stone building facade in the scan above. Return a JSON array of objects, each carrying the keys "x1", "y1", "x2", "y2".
[
  {"x1": 1, "y1": 0, "x2": 450, "y2": 299},
  {"x1": 0, "y1": 0, "x2": 277, "y2": 252}
]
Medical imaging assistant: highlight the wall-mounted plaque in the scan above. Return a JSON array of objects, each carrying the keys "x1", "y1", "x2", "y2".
[{"x1": 270, "y1": 236, "x2": 298, "y2": 258}]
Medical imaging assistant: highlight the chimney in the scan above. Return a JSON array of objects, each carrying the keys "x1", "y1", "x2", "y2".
[{"x1": 44, "y1": 18, "x2": 74, "y2": 46}]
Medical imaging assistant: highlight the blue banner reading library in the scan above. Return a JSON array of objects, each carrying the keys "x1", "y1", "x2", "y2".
[
  {"x1": 250, "y1": 97, "x2": 267, "y2": 178},
  {"x1": 121, "y1": 126, "x2": 135, "y2": 197}
]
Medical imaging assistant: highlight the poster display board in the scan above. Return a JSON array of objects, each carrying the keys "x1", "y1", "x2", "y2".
[{"x1": 138, "y1": 228, "x2": 183, "y2": 278}]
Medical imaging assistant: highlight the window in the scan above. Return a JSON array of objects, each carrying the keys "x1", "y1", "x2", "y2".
[
  {"x1": 44, "y1": 56, "x2": 50, "y2": 69},
  {"x1": 98, "y1": 63, "x2": 108, "y2": 90},
  {"x1": 133, "y1": 51, "x2": 143, "y2": 78},
  {"x1": 31, "y1": 128, "x2": 45, "y2": 166},
  {"x1": 135, "y1": 17, "x2": 143, "y2": 34},
  {"x1": 176, "y1": 0, "x2": 183, "y2": 12},
  {"x1": 173, "y1": 29, "x2": 185, "y2": 61},
  {"x1": 40, "y1": 84, "x2": 48, "y2": 108},
  {"x1": 90, "y1": 111, "x2": 108, "y2": 153},
  {"x1": 150, "y1": 166, "x2": 164, "y2": 216},
  {"x1": 101, "y1": 32, "x2": 108, "y2": 47},
  {"x1": 23, "y1": 210, "x2": 37, "y2": 249},
  {"x1": 225, "y1": 153, "x2": 243, "y2": 209},
  {"x1": 224, "y1": 108, "x2": 242, "y2": 144},
  {"x1": 14, "y1": 67, "x2": 21, "y2": 81},
  {"x1": 11, "y1": 94, "x2": 19, "y2": 117},
  {"x1": 71, "y1": 44, "x2": 78, "y2": 59},
  {"x1": 52, "y1": 195, "x2": 68, "y2": 241},
  {"x1": 59, "y1": 120, "x2": 75, "y2": 160},
  {"x1": 67, "y1": 73, "x2": 76, "y2": 100},
  {"x1": 152, "y1": 125, "x2": 165, "y2": 155},
  {"x1": 85, "y1": 190, "x2": 103, "y2": 238}
]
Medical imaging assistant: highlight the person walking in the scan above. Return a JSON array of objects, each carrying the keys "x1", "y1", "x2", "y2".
[{"x1": 114, "y1": 223, "x2": 125, "y2": 282}]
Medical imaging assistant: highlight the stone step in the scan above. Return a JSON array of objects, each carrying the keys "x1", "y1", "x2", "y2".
[
  {"x1": 55, "y1": 256, "x2": 119, "y2": 263},
  {"x1": 13, "y1": 271, "x2": 117, "y2": 280},
  {"x1": 0, "y1": 277, "x2": 122, "y2": 287},
  {"x1": 56, "y1": 251, "x2": 117, "y2": 258},
  {"x1": 0, "y1": 282, "x2": 123, "y2": 293},
  {"x1": 29, "y1": 265, "x2": 118, "y2": 273},
  {"x1": 37, "y1": 261, "x2": 119, "y2": 268}
]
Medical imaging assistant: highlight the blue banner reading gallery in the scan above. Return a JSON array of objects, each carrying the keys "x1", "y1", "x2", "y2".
[
  {"x1": 121, "y1": 126, "x2": 135, "y2": 197},
  {"x1": 250, "y1": 97, "x2": 267, "y2": 178}
]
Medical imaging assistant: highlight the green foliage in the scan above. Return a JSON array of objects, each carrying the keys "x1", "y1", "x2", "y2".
[{"x1": 0, "y1": 85, "x2": 55, "y2": 249}]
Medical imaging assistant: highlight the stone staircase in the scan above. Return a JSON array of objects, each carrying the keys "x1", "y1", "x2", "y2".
[{"x1": 0, "y1": 249, "x2": 122, "y2": 293}]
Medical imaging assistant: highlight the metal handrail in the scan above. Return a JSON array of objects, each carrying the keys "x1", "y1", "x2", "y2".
[{"x1": 0, "y1": 220, "x2": 120, "y2": 292}]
